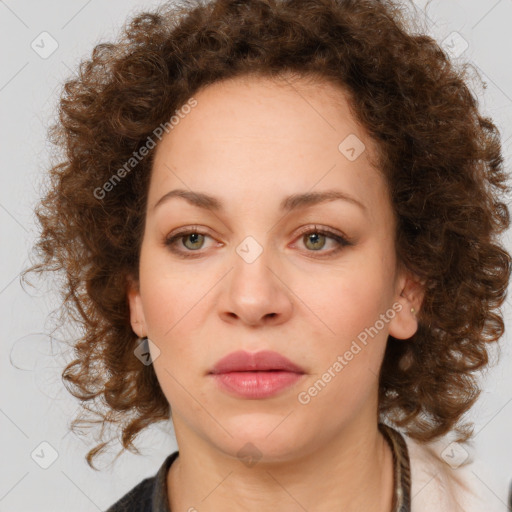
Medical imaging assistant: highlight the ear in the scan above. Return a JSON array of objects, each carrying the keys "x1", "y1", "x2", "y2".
[
  {"x1": 388, "y1": 264, "x2": 425, "y2": 341},
  {"x1": 126, "y1": 273, "x2": 148, "y2": 338}
]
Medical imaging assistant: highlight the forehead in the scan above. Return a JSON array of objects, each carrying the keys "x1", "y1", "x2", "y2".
[
  {"x1": 148, "y1": 74, "x2": 389, "y2": 221},
  {"x1": 160, "y1": 73, "x2": 364, "y2": 148}
]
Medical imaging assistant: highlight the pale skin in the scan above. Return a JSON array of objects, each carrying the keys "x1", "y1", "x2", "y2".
[{"x1": 127, "y1": 73, "x2": 425, "y2": 511}]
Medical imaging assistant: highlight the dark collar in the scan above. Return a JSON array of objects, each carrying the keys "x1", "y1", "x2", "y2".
[
  {"x1": 151, "y1": 451, "x2": 178, "y2": 512},
  {"x1": 379, "y1": 422, "x2": 412, "y2": 512}
]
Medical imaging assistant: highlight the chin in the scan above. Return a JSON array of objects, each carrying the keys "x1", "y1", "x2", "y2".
[{"x1": 211, "y1": 413, "x2": 308, "y2": 464}]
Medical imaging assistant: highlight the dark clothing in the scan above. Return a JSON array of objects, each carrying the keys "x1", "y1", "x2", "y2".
[
  {"x1": 105, "y1": 451, "x2": 178, "y2": 512},
  {"x1": 105, "y1": 423, "x2": 411, "y2": 512}
]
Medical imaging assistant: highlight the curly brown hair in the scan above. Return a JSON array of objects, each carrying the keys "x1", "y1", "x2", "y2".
[{"x1": 22, "y1": 0, "x2": 511, "y2": 469}]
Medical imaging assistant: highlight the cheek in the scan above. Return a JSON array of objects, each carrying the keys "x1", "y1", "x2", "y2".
[
  {"x1": 297, "y1": 285, "x2": 390, "y2": 420},
  {"x1": 293, "y1": 256, "x2": 395, "y2": 406},
  {"x1": 140, "y1": 265, "x2": 208, "y2": 406},
  {"x1": 138, "y1": 251, "x2": 223, "y2": 380},
  {"x1": 139, "y1": 248, "x2": 208, "y2": 336},
  {"x1": 297, "y1": 256, "x2": 392, "y2": 340}
]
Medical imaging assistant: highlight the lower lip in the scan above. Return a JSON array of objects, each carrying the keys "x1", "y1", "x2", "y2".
[{"x1": 210, "y1": 371, "x2": 304, "y2": 399}]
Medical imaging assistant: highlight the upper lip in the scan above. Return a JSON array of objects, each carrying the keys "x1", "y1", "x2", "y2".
[{"x1": 209, "y1": 350, "x2": 305, "y2": 374}]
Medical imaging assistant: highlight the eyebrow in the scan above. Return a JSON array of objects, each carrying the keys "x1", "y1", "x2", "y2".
[{"x1": 152, "y1": 188, "x2": 367, "y2": 213}]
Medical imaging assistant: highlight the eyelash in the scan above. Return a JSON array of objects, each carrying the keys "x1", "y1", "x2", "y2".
[{"x1": 164, "y1": 224, "x2": 352, "y2": 259}]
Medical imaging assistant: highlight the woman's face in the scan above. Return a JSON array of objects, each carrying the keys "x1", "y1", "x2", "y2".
[{"x1": 127, "y1": 75, "x2": 421, "y2": 462}]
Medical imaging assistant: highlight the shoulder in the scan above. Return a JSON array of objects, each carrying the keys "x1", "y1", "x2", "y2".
[
  {"x1": 104, "y1": 476, "x2": 154, "y2": 512},
  {"x1": 405, "y1": 434, "x2": 507, "y2": 512},
  {"x1": 104, "y1": 451, "x2": 179, "y2": 512}
]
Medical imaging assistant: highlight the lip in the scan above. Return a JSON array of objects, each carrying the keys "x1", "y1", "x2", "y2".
[
  {"x1": 208, "y1": 350, "x2": 305, "y2": 399},
  {"x1": 210, "y1": 350, "x2": 305, "y2": 374}
]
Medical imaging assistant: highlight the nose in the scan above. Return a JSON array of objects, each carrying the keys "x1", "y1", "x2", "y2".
[{"x1": 218, "y1": 244, "x2": 294, "y2": 327}]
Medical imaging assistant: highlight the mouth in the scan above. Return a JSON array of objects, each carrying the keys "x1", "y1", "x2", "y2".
[
  {"x1": 208, "y1": 350, "x2": 305, "y2": 399},
  {"x1": 209, "y1": 349, "x2": 305, "y2": 374}
]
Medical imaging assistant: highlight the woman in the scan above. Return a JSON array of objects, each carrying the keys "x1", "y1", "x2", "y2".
[{"x1": 23, "y1": 0, "x2": 511, "y2": 510}]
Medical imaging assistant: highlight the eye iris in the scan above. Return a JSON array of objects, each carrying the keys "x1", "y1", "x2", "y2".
[
  {"x1": 183, "y1": 233, "x2": 204, "y2": 250},
  {"x1": 304, "y1": 232, "x2": 326, "y2": 251}
]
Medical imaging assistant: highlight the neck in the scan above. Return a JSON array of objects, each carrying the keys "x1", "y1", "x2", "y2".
[{"x1": 167, "y1": 417, "x2": 395, "y2": 512}]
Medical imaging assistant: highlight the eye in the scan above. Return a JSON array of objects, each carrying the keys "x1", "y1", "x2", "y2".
[
  {"x1": 164, "y1": 224, "x2": 352, "y2": 259},
  {"x1": 164, "y1": 226, "x2": 215, "y2": 258},
  {"x1": 180, "y1": 232, "x2": 206, "y2": 250},
  {"x1": 303, "y1": 231, "x2": 329, "y2": 251},
  {"x1": 293, "y1": 225, "x2": 352, "y2": 257}
]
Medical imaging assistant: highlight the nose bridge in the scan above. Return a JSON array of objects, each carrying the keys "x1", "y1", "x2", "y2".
[
  {"x1": 231, "y1": 233, "x2": 276, "y2": 298},
  {"x1": 221, "y1": 233, "x2": 292, "y2": 325}
]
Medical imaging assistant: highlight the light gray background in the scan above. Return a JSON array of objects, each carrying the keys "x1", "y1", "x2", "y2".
[{"x1": 1, "y1": 0, "x2": 511, "y2": 510}]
